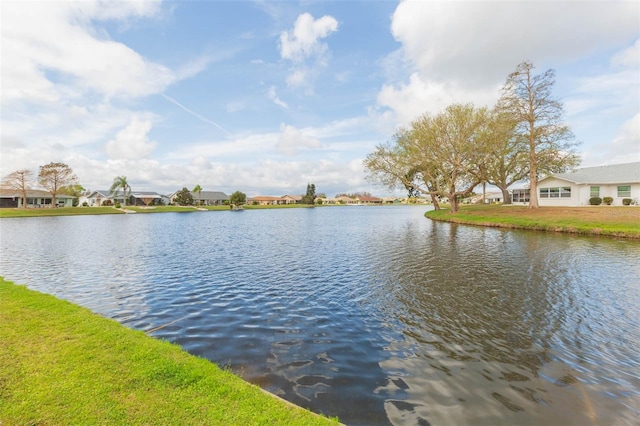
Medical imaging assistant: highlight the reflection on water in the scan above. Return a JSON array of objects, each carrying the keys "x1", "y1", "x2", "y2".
[{"x1": 1, "y1": 207, "x2": 639, "y2": 425}]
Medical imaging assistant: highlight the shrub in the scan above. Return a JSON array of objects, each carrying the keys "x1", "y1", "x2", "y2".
[
  {"x1": 115, "y1": 202, "x2": 121, "y2": 208},
  {"x1": 102, "y1": 199, "x2": 112, "y2": 206},
  {"x1": 623, "y1": 198, "x2": 632, "y2": 206},
  {"x1": 82, "y1": 201, "x2": 88, "y2": 207},
  {"x1": 603, "y1": 196, "x2": 613, "y2": 205},
  {"x1": 589, "y1": 197, "x2": 602, "y2": 205}
]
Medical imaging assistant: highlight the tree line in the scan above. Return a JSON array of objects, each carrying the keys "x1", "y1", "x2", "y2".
[
  {"x1": 1, "y1": 162, "x2": 81, "y2": 208},
  {"x1": 364, "y1": 61, "x2": 581, "y2": 213},
  {"x1": 2, "y1": 163, "x2": 319, "y2": 209}
]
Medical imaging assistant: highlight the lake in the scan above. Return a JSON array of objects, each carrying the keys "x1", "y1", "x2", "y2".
[{"x1": 1, "y1": 206, "x2": 639, "y2": 425}]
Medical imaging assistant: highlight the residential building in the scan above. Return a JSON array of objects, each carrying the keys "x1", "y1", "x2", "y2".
[
  {"x1": 192, "y1": 191, "x2": 229, "y2": 206},
  {"x1": 537, "y1": 162, "x2": 640, "y2": 206},
  {"x1": 0, "y1": 189, "x2": 75, "y2": 208}
]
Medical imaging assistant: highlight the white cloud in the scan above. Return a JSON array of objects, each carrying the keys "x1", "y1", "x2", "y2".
[
  {"x1": 266, "y1": 86, "x2": 289, "y2": 108},
  {"x1": 379, "y1": 1, "x2": 639, "y2": 124},
  {"x1": 578, "y1": 112, "x2": 640, "y2": 167},
  {"x1": 390, "y1": 0, "x2": 638, "y2": 85},
  {"x1": 377, "y1": 72, "x2": 499, "y2": 124},
  {"x1": 611, "y1": 113, "x2": 640, "y2": 154},
  {"x1": 1, "y1": 1, "x2": 175, "y2": 104},
  {"x1": 611, "y1": 39, "x2": 640, "y2": 68},
  {"x1": 276, "y1": 124, "x2": 322, "y2": 156},
  {"x1": 279, "y1": 13, "x2": 338, "y2": 62},
  {"x1": 279, "y1": 12, "x2": 338, "y2": 90},
  {"x1": 105, "y1": 117, "x2": 157, "y2": 160}
]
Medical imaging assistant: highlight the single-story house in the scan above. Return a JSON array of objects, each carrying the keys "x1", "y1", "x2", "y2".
[
  {"x1": 0, "y1": 189, "x2": 75, "y2": 208},
  {"x1": 356, "y1": 196, "x2": 383, "y2": 205},
  {"x1": 281, "y1": 194, "x2": 302, "y2": 204},
  {"x1": 537, "y1": 161, "x2": 640, "y2": 206},
  {"x1": 192, "y1": 191, "x2": 229, "y2": 206},
  {"x1": 249, "y1": 196, "x2": 283, "y2": 205},
  {"x1": 83, "y1": 190, "x2": 164, "y2": 206}
]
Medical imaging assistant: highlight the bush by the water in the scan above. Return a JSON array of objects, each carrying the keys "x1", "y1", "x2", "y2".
[
  {"x1": 603, "y1": 197, "x2": 614, "y2": 205},
  {"x1": 589, "y1": 197, "x2": 602, "y2": 205},
  {"x1": 115, "y1": 203, "x2": 121, "y2": 208},
  {"x1": 623, "y1": 198, "x2": 632, "y2": 206}
]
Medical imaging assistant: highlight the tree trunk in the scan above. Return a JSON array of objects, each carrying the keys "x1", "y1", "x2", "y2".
[
  {"x1": 430, "y1": 193, "x2": 440, "y2": 210},
  {"x1": 449, "y1": 195, "x2": 459, "y2": 213},
  {"x1": 499, "y1": 186, "x2": 512, "y2": 204},
  {"x1": 529, "y1": 161, "x2": 538, "y2": 208}
]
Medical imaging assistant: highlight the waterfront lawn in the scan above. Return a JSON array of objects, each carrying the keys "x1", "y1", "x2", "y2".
[
  {"x1": 0, "y1": 278, "x2": 337, "y2": 425},
  {"x1": 425, "y1": 205, "x2": 640, "y2": 238},
  {"x1": 0, "y1": 206, "x2": 126, "y2": 218}
]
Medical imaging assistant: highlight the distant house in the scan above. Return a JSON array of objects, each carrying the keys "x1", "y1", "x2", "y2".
[
  {"x1": 193, "y1": 191, "x2": 229, "y2": 206},
  {"x1": 281, "y1": 194, "x2": 302, "y2": 204},
  {"x1": 82, "y1": 190, "x2": 111, "y2": 206},
  {"x1": 356, "y1": 196, "x2": 383, "y2": 205},
  {"x1": 0, "y1": 189, "x2": 75, "y2": 208},
  {"x1": 382, "y1": 197, "x2": 402, "y2": 204},
  {"x1": 129, "y1": 191, "x2": 164, "y2": 206},
  {"x1": 249, "y1": 196, "x2": 282, "y2": 206},
  {"x1": 336, "y1": 196, "x2": 358, "y2": 205},
  {"x1": 83, "y1": 190, "x2": 164, "y2": 206},
  {"x1": 537, "y1": 162, "x2": 640, "y2": 206}
]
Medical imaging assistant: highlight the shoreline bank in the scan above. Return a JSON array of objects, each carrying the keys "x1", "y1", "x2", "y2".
[
  {"x1": 0, "y1": 277, "x2": 338, "y2": 425},
  {"x1": 425, "y1": 205, "x2": 640, "y2": 239}
]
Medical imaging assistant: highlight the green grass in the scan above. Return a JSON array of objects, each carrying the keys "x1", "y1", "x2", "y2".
[
  {"x1": 0, "y1": 277, "x2": 338, "y2": 425},
  {"x1": 0, "y1": 204, "x2": 322, "y2": 218},
  {"x1": 425, "y1": 204, "x2": 640, "y2": 238},
  {"x1": 0, "y1": 206, "x2": 127, "y2": 218}
]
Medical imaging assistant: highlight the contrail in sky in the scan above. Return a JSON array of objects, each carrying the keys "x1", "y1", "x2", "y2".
[{"x1": 160, "y1": 93, "x2": 230, "y2": 136}]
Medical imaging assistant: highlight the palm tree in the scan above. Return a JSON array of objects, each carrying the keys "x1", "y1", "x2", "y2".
[
  {"x1": 192, "y1": 184, "x2": 203, "y2": 206},
  {"x1": 109, "y1": 176, "x2": 131, "y2": 206}
]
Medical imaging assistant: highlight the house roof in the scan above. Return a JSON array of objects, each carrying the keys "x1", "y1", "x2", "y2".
[
  {"x1": 541, "y1": 162, "x2": 640, "y2": 185},
  {"x1": 90, "y1": 190, "x2": 162, "y2": 198},
  {"x1": 251, "y1": 196, "x2": 281, "y2": 201},
  {"x1": 281, "y1": 194, "x2": 302, "y2": 200},
  {"x1": 357, "y1": 196, "x2": 382, "y2": 202},
  {"x1": 0, "y1": 189, "x2": 74, "y2": 198},
  {"x1": 192, "y1": 191, "x2": 228, "y2": 200}
]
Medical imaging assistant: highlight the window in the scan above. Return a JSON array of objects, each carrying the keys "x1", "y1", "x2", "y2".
[
  {"x1": 512, "y1": 189, "x2": 530, "y2": 203},
  {"x1": 590, "y1": 186, "x2": 599, "y2": 198},
  {"x1": 618, "y1": 185, "x2": 631, "y2": 198},
  {"x1": 540, "y1": 187, "x2": 571, "y2": 199}
]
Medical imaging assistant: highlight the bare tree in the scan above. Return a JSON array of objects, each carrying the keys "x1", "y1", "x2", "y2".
[
  {"x1": 38, "y1": 162, "x2": 78, "y2": 207},
  {"x1": 1, "y1": 169, "x2": 33, "y2": 208},
  {"x1": 497, "y1": 61, "x2": 580, "y2": 208}
]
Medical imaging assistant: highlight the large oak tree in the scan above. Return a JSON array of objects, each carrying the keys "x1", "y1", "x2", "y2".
[{"x1": 365, "y1": 103, "x2": 490, "y2": 213}]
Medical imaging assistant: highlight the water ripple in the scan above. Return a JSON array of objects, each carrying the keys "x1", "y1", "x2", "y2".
[{"x1": 1, "y1": 208, "x2": 640, "y2": 425}]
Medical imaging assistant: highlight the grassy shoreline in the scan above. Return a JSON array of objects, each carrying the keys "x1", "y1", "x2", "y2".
[
  {"x1": 425, "y1": 205, "x2": 640, "y2": 239},
  {"x1": 0, "y1": 204, "x2": 323, "y2": 218},
  {"x1": 0, "y1": 277, "x2": 337, "y2": 425}
]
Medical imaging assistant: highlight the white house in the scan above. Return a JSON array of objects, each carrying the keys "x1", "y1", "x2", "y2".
[{"x1": 537, "y1": 162, "x2": 640, "y2": 206}]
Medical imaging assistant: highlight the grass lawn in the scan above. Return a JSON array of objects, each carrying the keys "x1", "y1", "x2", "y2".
[
  {"x1": 0, "y1": 206, "x2": 127, "y2": 218},
  {"x1": 0, "y1": 277, "x2": 338, "y2": 425},
  {"x1": 425, "y1": 204, "x2": 640, "y2": 238},
  {"x1": 0, "y1": 204, "x2": 321, "y2": 218}
]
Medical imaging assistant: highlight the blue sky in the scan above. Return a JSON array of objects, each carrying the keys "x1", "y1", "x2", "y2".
[{"x1": 2, "y1": 0, "x2": 638, "y2": 197}]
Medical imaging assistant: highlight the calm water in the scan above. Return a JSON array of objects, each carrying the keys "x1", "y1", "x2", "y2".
[{"x1": 1, "y1": 206, "x2": 639, "y2": 425}]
